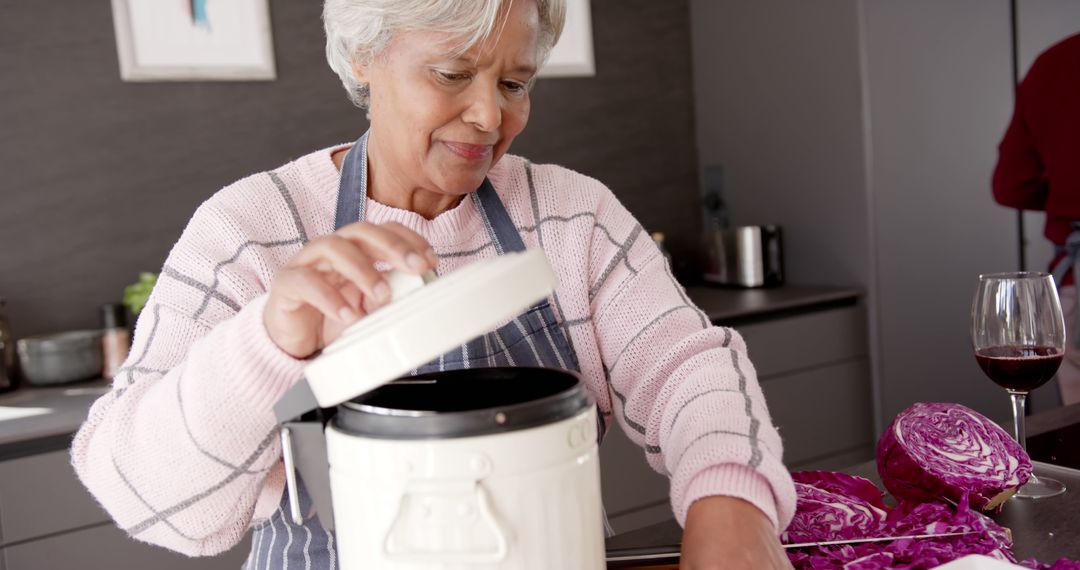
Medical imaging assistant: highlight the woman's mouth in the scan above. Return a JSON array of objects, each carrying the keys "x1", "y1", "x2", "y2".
[{"x1": 443, "y1": 141, "x2": 493, "y2": 161}]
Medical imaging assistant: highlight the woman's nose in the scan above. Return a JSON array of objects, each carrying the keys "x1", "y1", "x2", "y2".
[{"x1": 462, "y1": 83, "x2": 502, "y2": 132}]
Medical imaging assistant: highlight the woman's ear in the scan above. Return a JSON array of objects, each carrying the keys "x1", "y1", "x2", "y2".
[{"x1": 351, "y1": 60, "x2": 368, "y2": 85}]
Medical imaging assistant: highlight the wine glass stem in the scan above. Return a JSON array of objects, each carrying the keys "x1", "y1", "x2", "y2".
[{"x1": 1010, "y1": 391, "x2": 1028, "y2": 453}]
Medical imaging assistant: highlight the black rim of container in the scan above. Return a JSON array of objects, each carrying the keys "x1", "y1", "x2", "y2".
[{"x1": 333, "y1": 367, "x2": 591, "y2": 439}]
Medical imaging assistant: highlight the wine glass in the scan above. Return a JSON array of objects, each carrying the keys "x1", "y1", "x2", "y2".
[{"x1": 971, "y1": 272, "x2": 1066, "y2": 499}]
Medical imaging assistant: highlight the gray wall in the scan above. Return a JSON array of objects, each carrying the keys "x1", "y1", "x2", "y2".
[
  {"x1": 689, "y1": 0, "x2": 1075, "y2": 432},
  {"x1": 688, "y1": 0, "x2": 878, "y2": 435},
  {"x1": 861, "y1": 0, "x2": 1017, "y2": 423},
  {"x1": 689, "y1": 0, "x2": 871, "y2": 289},
  {"x1": 1, "y1": 0, "x2": 702, "y2": 338}
]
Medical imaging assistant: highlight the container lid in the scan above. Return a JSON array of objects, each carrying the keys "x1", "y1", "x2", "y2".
[{"x1": 274, "y1": 249, "x2": 557, "y2": 422}]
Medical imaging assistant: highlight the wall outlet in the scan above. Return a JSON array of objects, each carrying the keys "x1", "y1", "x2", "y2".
[{"x1": 702, "y1": 164, "x2": 729, "y2": 229}]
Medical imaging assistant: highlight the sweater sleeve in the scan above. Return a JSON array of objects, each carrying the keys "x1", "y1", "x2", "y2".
[
  {"x1": 993, "y1": 71, "x2": 1049, "y2": 210},
  {"x1": 586, "y1": 191, "x2": 796, "y2": 532},
  {"x1": 70, "y1": 191, "x2": 308, "y2": 556}
]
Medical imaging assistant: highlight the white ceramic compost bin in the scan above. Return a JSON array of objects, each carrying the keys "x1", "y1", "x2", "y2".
[{"x1": 273, "y1": 249, "x2": 606, "y2": 570}]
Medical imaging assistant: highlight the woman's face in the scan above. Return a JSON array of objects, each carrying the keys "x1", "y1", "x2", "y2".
[{"x1": 358, "y1": 0, "x2": 539, "y2": 199}]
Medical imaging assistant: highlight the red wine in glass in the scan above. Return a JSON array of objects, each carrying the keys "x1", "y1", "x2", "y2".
[
  {"x1": 974, "y1": 345, "x2": 1063, "y2": 392},
  {"x1": 971, "y1": 272, "x2": 1067, "y2": 499}
]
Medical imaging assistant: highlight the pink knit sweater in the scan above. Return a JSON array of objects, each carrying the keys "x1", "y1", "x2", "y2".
[{"x1": 71, "y1": 145, "x2": 796, "y2": 556}]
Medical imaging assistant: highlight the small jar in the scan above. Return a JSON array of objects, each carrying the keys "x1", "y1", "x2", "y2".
[
  {"x1": 101, "y1": 304, "x2": 131, "y2": 381},
  {"x1": 0, "y1": 297, "x2": 18, "y2": 393}
]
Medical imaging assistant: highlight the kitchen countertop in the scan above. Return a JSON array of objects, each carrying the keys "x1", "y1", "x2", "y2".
[
  {"x1": 1027, "y1": 401, "x2": 1080, "y2": 438},
  {"x1": 684, "y1": 284, "x2": 862, "y2": 325},
  {"x1": 0, "y1": 379, "x2": 109, "y2": 461}
]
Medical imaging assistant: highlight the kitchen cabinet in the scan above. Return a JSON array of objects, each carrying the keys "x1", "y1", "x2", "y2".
[
  {"x1": 599, "y1": 420, "x2": 672, "y2": 535},
  {"x1": 0, "y1": 450, "x2": 249, "y2": 569},
  {"x1": 739, "y1": 303, "x2": 874, "y2": 469},
  {"x1": 0, "y1": 451, "x2": 109, "y2": 546},
  {"x1": 4, "y1": 524, "x2": 248, "y2": 570}
]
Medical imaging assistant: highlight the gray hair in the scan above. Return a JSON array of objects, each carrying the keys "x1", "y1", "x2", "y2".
[{"x1": 324, "y1": 0, "x2": 566, "y2": 108}]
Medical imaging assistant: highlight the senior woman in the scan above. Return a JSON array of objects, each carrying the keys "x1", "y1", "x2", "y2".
[{"x1": 72, "y1": 0, "x2": 795, "y2": 568}]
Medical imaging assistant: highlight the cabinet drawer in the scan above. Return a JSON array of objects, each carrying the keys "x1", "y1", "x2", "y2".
[
  {"x1": 760, "y1": 359, "x2": 873, "y2": 466},
  {"x1": 736, "y1": 305, "x2": 867, "y2": 378},
  {"x1": 599, "y1": 422, "x2": 670, "y2": 525},
  {"x1": 0, "y1": 450, "x2": 109, "y2": 544},
  {"x1": 3, "y1": 522, "x2": 250, "y2": 570}
]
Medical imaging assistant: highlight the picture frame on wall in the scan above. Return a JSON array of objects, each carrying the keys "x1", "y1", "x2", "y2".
[
  {"x1": 110, "y1": 0, "x2": 277, "y2": 81},
  {"x1": 539, "y1": 0, "x2": 595, "y2": 77}
]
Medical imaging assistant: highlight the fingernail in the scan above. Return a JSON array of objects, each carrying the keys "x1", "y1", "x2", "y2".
[
  {"x1": 374, "y1": 281, "x2": 391, "y2": 302},
  {"x1": 338, "y1": 306, "x2": 358, "y2": 323},
  {"x1": 407, "y1": 252, "x2": 426, "y2": 271}
]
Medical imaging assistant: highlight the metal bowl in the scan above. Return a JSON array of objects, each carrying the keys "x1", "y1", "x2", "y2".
[{"x1": 16, "y1": 330, "x2": 104, "y2": 386}]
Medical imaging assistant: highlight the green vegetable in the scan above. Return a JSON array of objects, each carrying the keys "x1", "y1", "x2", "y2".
[{"x1": 123, "y1": 272, "x2": 158, "y2": 316}]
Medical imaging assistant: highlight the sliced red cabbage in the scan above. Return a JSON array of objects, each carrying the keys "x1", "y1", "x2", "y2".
[
  {"x1": 781, "y1": 402, "x2": 1075, "y2": 568},
  {"x1": 877, "y1": 402, "x2": 1032, "y2": 511},
  {"x1": 886, "y1": 496, "x2": 1015, "y2": 562},
  {"x1": 785, "y1": 492, "x2": 1016, "y2": 569},
  {"x1": 793, "y1": 471, "x2": 889, "y2": 511},
  {"x1": 782, "y1": 473, "x2": 889, "y2": 544}
]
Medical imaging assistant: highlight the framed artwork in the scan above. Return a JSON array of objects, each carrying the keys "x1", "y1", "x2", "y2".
[
  {"x1": 110, "y1": 0, "x2": 277, "y2": 81},
  {"x1": 539, "y1": 0, "x2": 595, "y2": 77}
]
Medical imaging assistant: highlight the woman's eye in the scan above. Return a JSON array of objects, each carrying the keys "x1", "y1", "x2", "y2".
[
  {"x1": 436, "y1": 71, "x2": 470, "y2": 83},
  {"x1": 502, "y1": 81, "x2": 527, "y2": 95}
]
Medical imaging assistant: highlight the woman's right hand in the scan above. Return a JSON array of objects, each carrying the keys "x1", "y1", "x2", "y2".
[{"x1": 264, "y1": 221, "x2": 438, "y2": 359}]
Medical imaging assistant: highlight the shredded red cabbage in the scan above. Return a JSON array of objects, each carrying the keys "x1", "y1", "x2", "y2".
[
  {"x1": 793, "y1": 471, "x2": 890, "y2": 511},
  {"x1": 877, "y1": 402, "x2": 1031, "y2": 512},
  {"x1": 786, "y1": 476, "x2": 1015, "y2": 569},
  {"x1": 782, "y1": 402, "x2": 1077, "y2": 569},
  {"x1": 783, "y1": 472, "x2": 889, "y2": 544}
]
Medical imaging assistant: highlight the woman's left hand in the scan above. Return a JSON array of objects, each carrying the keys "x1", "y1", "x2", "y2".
[{"x1": 680, "y1": 496, "x2": 793, "y2": 570}]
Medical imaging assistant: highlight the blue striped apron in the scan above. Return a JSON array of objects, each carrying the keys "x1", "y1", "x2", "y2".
[{"x1": 243, "y1": 133, "x2": 607, "y2": 569}]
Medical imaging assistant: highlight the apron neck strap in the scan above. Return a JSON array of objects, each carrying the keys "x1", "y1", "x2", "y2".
[
  {"x1": 334, "y1": 132, "x2": 369, "y2": 230},
  {"x1": 472, "y1": 178, "x2": 525, "y2": 254}
]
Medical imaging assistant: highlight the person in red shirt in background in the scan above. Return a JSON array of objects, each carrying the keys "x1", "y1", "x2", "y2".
[{"x1": 993, "y1": 32, "x2": 1080, "y2": 406}]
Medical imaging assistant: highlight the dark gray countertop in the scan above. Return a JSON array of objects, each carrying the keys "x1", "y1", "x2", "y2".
[
  {"x1": 0, "y1": 380, "x2": 108, "y2": 460},
  {"x1": 1027, "y1": 402, "x2": 1080, "y2": 437},
  {"x1": 993, "y1": 462, "x2": 1080, "y2": 562},
  {"x1": 685, "y1": 284, "x2": 862, "y2": 325}
]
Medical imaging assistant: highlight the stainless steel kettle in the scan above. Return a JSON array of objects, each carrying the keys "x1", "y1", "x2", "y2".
[{"x1": 703, "y1": 225, "x2": 784, "y2": 288}]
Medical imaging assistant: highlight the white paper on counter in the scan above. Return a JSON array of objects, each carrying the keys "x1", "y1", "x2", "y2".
[
  {"x1": 0, "y1": 406, "x2": 53, "y2": 422},
  {"x1": 935, "y1": 554, "x2": 1026, "y2": 569}
]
